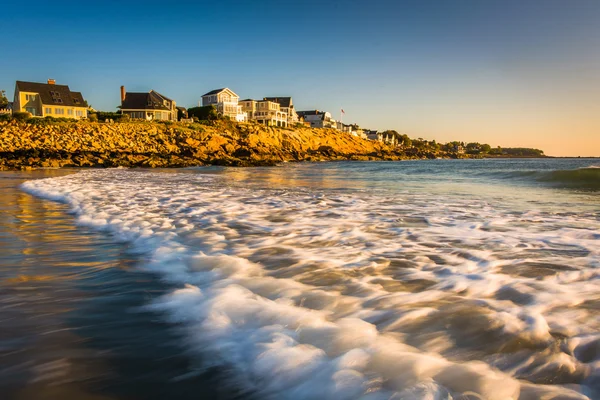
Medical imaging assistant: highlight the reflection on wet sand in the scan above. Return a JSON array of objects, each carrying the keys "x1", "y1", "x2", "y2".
[{"x1": 0, "y1": 171, "x2": 246, "y2": 400}]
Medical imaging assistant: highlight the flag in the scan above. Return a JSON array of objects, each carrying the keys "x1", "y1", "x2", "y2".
[{"x1": 341, "y1": 109, "x2": 345, "y2": 114}]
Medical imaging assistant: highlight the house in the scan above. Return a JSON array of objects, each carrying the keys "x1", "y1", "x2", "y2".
[
  {"x1": 263, "y1": 97, "x2": 298, "y2": 126},
  {"x1": 364, "y1": 130, "x2": 379, "y2": 141},
  {"x1": 201, "y1": 88, "x2": 247, "y2": 122},
  {"x1": 13, "y1": 79, "x2": 88, "y2": 119},
  {"x1": 239, "y1": 99, "x2": 288, "y2": 127},
  {"x1": 176, "y1": 106, "x2": 188, "y2": 120},
  {"x1": 120, "y1": 86, "x2": 177, "y2": 121},
  {"x1": 297, "y1": 110, "x2": 336, "y2": 129}
]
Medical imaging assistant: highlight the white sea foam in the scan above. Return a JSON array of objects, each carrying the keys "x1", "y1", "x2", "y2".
[{"x1": 21, "y1": 169, "x2": 600, "y2": 399}]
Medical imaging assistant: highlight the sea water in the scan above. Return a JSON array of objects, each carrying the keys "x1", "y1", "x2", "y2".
[{"x1": 13, "y1": 159, "x2": 600, "y2": 399}]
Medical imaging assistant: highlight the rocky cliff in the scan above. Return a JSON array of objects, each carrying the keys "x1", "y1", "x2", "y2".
[{"x1": 0, "y1": 120, "x2": 436, "y2": 170}]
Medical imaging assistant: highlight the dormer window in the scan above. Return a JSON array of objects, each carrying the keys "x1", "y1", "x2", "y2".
[{"x1": 50, "y1": 91, "x2": 63, "y2": 103}]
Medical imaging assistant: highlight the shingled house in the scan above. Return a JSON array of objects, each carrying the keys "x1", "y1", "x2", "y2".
[
  {"x1": 120, "y1": 86, "x2": 177, "y2": 121},
  {"x1": 13, "y1": 79, "x2": 88, "y2": 119},
  {"x1": 263, "y1": 97, "x2": 298, "y2": 126},
  {"x1": 239, "y1": 99, "x2": 288, "y2": 127},
  {"x1": 201, "y1": 88, "x2": 247, "y2": 122}
]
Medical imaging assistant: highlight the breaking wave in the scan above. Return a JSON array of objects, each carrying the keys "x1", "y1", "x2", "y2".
[
  {"x1": 21, "y1": 168, "x2": 599, "y2": 399},
  {"x1": 491, "y1": 166, "x2": 600, "y2": 190}
]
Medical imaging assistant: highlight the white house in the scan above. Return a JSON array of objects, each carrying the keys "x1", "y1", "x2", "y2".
[
  {"x1": 297, "y1": 110, "x2": 336, "y2": 129},
  {"x1": 201, "y1": 88, "x2": 247, "y2": 122}
]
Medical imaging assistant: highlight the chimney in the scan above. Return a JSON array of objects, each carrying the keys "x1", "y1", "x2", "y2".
[
  {"x1": 47, "y1": 79, "x2": 56, "y2": 85},
  {"x1": 120, "y1": 86, "x2": 126, "y2": 103}
]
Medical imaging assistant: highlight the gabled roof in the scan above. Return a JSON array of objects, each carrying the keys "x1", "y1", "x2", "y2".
[
  {"x1": 297, "y1": 110, "x2": 326, "y2": 120},
  {"x1": 16, "y1": 81, "x2": 87, "y2": 107},
  {"x1": 264, "y1": 97, "x2": 292, "y2": 108},
  {"x1": 240, "y1": 98, "x2": 255, "y2": 102},
  {"x1": 201, "y1": 87, "x2": 238, "y2": 98},
  {"x1": 297, "y1": 110, "x2": 322, "y2": 116},
  {"x1": 121, "y1": 91, "x2": 171, "y2": 111},
  {"x1": 152, "y1": 90, "x2": 173, "y2": 102},
  {"x1": 202, "y1": 88, "x2": 226, "y2": 96}
]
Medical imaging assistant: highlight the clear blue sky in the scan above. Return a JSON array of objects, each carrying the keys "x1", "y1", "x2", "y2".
[{"x1": 2, "y1": 0, "x2": 599, "y2": 156}]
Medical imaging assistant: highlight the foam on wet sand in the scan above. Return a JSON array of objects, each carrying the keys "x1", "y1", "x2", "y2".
[{"x1": 21, "y1": 168, "x2": 599, "y2": 399}]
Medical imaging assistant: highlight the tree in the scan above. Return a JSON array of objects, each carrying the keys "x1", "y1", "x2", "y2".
[
  {"x1": 399, "y1": 134, "x2": 412, "y2": 147},
  {"x1": 0, "y1": 90, "x2": 8, "y2": 108},
  {"x1": 480, "y1": 143, "x2": 491, "y2": 153},
  {"x1": 187, "y1": 105, "x2": 219, "y2": 120}
]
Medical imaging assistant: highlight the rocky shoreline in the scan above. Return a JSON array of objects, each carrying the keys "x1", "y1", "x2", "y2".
[{"x1": 0, "y1": 120, "x2": 460, "y2": 170}]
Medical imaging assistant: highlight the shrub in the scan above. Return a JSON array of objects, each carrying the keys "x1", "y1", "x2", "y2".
[
  {"x1": 13, "y1": 111, "x2": 31, "y2": 121},
  {"x1": 0, "y1": 113, "x2": 11, "y2": 122},
  {"x1": 120, "y1": 114, "x2": 130, "y2": 122},
  {"x1": 96, "y1": 111, "x2": 123, "y2": 122},
  {"x1": 88, "y1": 113, "x2": 98, "y2": 122},
  {"x1": 187, "y1": 105, "x2": 218, "y2": 121}
]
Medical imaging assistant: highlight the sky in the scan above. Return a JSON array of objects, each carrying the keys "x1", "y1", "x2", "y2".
[{"x1": 1, "y1": 0, "x2": 599, "y2": 156}]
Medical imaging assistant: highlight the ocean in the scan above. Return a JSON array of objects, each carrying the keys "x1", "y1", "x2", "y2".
[{"x1": 1, "y1": 159, "x2": 599, "y2": 399}]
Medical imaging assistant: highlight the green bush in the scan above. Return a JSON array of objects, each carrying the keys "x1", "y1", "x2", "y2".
[
  {"x1": 96, "y1": 111, "x2": 123, "y2": 122},
  {"x1": 88, "y1": 113, "x2": 98, "y2": 122},
  {"x1": 12, "y1": 112, "x2": 31, "y2": 121},
  {"x1": 119, "y1": 114, "x2": 130, "y2": 122},
  {"x1": 0, "y1": 113, "x2": 11, "y2": 122},
  {"x1": 187, "y1": 105, "x2": 218, "y2": 121}
]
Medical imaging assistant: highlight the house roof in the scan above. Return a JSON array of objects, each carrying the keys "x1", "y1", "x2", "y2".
[
  {"x1": 121, "y1": 91, "x2": 171, "y2": 111},
  {"x1": 240, "y1": 98, "x2": 255, "y2": 102},
  {"x1": 297, "y1": 110, "x2": 322, "y2": 116},
  {"x1": 201, "y1": 87, "x2": 239, "y2": 98},
  {"x1": 264, "y1": 97, "x2": 292, "y2": 108},
  {"x1": 297, "y1": 110, "x2": 326, "y2": 120},
  {"x1": 202, "y1": 88, "x2": 226, "y2": 96},
  {"x1": 152, "y1": 90, "x2": 173, "y2": 102},
  {"x1": 16, "y1": 81, "x2": 87, "y2": 107}
]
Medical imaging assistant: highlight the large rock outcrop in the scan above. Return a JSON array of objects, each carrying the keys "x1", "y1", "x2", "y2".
[{"x1": 0, "y1": 120, "x2": 434, "y2": 170}]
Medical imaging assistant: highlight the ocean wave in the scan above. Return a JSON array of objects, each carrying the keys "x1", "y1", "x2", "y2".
[
  {"x1": 20, "y1": 169, "x2": 599, "y2": 400},
  {"x1": 487, "y1": 167, "x2": 600, "y2": 190}
]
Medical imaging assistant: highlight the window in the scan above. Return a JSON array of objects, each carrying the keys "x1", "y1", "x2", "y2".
[
  {"x1": 45, "y1": 107, "x2": 52, "y2": 114},
  {"x1": 67, "y1": 109, "x2": 73, "y2": 116},
  {"x1": 25, "y1": 94, "x2": 36, "y2": 101},
  {"x1": 155, "y1": 112, "x2": 162, "y2": 120},
  {"x1": 50, "y1": 91, "x2": 63, "y2": 103},
  {"x1": 75, "y1": 110, "x2": 85, "y2": 117},
  {"x1": 26, "y1": 107, "x2": 37, "y2": 116},
  {"x1": 55, "y1": 108, "x2": 64, "y2": 115}
]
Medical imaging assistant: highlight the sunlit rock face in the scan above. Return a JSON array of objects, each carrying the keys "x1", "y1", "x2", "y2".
[{"x1": 0, "y1": 120, "x2": 434, "y2": 170}]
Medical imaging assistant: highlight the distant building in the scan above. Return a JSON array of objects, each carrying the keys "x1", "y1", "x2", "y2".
[
  {"x1": 0, "y1": 102, "x2": 12, "y2": 115},
  {"x1": 201, "y1": 88, "x2": 247, "y2": 122},
  {"x1": 120, "y1": 86, "x2": 177, "y2": 121},
  {"x1": 263, "y1": 97, "x2": 298, "y2": 126},
  {"x1": 239, "y1": 99, "x2": 288, "y2": 127},
  {"x1": 176, "y1": 106, "x2": 188, "y2": 120},
  {"x1": 364, "y1": 130, "x2": 379, "y2": 141},
  {"x1": 296, "y1": 110, "x2": 336, "y2": 129},
  {"x1": 13, "y1": 79, "x2": 88, "y2": 119}
]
